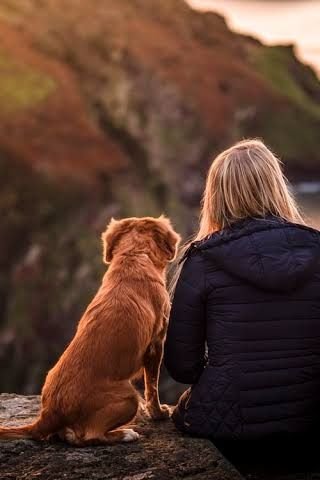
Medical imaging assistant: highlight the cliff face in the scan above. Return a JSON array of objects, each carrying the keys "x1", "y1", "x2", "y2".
[
  {"x1": 1, "y1": 0, "x2": 319, "y2": 176},
  {"x1": 0, "y1": 0, "x2": 319, "y2": 394},
  {"x1": 0, "y1": 394, "x2": 244, "y2": 480}
]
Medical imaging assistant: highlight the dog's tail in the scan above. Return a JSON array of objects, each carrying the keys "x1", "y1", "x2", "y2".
[
  {"x1": 0, "y1": 411, "x2": 62, "y2": 441},
  {"x1": 0, "y1": 423, "x2": 36, "y2": 440}
]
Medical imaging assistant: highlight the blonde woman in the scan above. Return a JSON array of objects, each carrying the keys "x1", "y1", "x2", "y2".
[{"x1": 164, "y1": 139, "x2": 320, "y2": 442}]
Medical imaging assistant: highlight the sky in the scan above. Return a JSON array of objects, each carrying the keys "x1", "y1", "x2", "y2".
[{"x1": 187, "y1": 0, "x2": 320, "y2": 75}]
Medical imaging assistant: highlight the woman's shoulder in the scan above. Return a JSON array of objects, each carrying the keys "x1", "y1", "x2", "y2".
[
  {"x1": 181, "y1": 216, "x2": 320, "y2": 293},
  {"x1": 180, "y1": 216, "x2": 320, "y2": 271},
  {"x1": 193, "y1": 216, "x2": 320, "y2": 253}
]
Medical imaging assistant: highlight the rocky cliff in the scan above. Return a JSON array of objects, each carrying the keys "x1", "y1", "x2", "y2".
[
  {"x1": 0, "y1": 0, "x2": 319, "y2": 394},
  {"x1": 0, "y1": 394, "x2": 243, "y2": 480}
]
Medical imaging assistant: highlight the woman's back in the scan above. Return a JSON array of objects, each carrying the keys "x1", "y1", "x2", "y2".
[{"x1": 165, "y1": 215, "x2": 320, "y2": 440}]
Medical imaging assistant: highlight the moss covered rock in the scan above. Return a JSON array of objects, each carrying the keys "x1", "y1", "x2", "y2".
[{"x1": 0, "y1": 50, "x2": 56, "y2": 114}]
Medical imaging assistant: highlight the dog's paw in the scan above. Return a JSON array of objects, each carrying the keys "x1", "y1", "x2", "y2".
[
  {"x1": 149, "y1": 403, "x2": 172, "y2": 421},
  {"x1": 122, "y1": 429, "x2": 140, "y2": 442},
  {"x1": 64, "y1": 428, "x2": 80, "y2": 445}
]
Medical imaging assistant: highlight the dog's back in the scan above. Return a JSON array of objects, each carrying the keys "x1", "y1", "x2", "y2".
[{"x1": 42, "y1": 249, "x2": 168, "y2": 410}]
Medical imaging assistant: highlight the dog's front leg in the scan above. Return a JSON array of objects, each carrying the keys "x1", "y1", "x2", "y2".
[{"x1": 143, "y1": 340, "x2": 171, "y2": 420}]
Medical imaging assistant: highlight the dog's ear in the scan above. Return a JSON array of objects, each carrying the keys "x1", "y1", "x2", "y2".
[
  {"x1": 154, "y1": 216, "x2": 181, "y2": 262},
  {"x1": 101, "y1": 218, "x2": 131, "y2": 264}
]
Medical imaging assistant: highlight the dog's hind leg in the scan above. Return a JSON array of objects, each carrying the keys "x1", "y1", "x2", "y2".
[
  {"x1": 65, "y1": 382, "x2": 140, "y2": 446},
  {"x1": 85, "y1": 395, "x2": 139, "y2": 445}
]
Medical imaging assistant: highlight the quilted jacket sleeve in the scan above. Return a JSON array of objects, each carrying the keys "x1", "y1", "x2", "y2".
[{"x1": 164, "y1": 252, "x2": 207, "y2": 384}]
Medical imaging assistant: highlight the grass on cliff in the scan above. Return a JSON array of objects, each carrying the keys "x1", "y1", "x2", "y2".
[
  {"x1": 0, "y1": 51, "x2": 56, "y2": 114},
  {"x1": 247, "y1": 45, "x2": 320, "y2": 166},
  {"x1": 252, "y1": 45, "x2": 320, "y2": 118}
]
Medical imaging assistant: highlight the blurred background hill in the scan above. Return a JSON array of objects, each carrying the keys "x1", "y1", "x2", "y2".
[{"x1": 0, "y1": 0, "x2": 320, "y2": 396}]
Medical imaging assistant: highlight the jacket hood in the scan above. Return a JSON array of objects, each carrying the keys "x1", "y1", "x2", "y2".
[{"x1": 197, "y1": 217, "x2": 320, "y2": 292}]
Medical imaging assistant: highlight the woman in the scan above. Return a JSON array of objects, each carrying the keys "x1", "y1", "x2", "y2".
[{"x1": 164, "y1": 139, "x2": 320, "y2": 441}]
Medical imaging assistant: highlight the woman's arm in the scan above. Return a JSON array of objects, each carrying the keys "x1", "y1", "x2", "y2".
[{"x1": 164, "y1": 252, "x2": 207, "y2": 384}]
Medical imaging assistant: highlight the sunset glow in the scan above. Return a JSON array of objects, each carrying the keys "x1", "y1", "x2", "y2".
[{"x1": 187, "y1": 0, "x2": 320, "y2": 74}]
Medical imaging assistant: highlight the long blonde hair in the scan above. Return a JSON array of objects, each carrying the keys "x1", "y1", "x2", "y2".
[{"x1": 170, "y1": 139, "x2": 304, "y2": 295}]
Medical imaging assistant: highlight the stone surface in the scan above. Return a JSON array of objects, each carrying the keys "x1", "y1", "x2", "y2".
[{"x1": 0, "y1": 394, "x2": 243, "y2": 480}]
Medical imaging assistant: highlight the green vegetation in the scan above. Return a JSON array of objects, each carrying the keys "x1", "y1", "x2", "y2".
[
  {"x1": 0, "y1": 51, "x2": 56, "y2": 114},
  {"x1": 256, "y1": 107, "x2": 320, "y2": 168},
  {"x1": 0, "y1": 153, "x2": 104, "y2": 391},
  {"x1": 247, "y1": 45, "x2": 320, "y2": 165},
  {"x1": 252, "y1": 45, "x2": 320, "y2": 118}
]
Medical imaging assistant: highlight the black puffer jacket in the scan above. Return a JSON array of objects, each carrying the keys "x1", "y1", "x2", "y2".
[{"x1": 164, "y1": 216, "x2": 320, "y2": 440}]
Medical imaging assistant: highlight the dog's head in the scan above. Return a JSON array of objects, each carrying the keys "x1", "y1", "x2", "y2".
[{"x1": 102, "y1": 216, "x2": 181, "y2": 266}]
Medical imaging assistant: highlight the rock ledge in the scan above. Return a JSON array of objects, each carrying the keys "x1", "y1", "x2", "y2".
[{"x1": 0, "y1": 394, "x2": 243, "y2": 480}]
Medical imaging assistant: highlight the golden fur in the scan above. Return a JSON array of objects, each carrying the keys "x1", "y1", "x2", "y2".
[{"x1": 0, "y1": 216, "x2": 180, "y2": 445}]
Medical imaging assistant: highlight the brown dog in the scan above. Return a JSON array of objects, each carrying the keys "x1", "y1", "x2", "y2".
[{"x1": 0, "y1": 216, "x2": 180, "y2": 445}]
